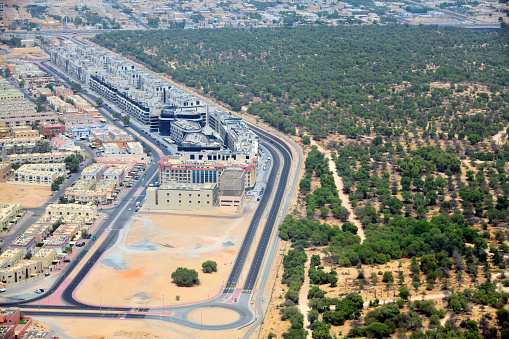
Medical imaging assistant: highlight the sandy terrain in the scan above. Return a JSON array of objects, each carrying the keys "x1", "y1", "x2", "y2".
[
  {"x1": 74, "y1": 207, "x2": 255, "y2": 308},
  {"x1": 37, "y1": 317, "x2": 248, "y2": 339},
  {"x1": 0, "y1": 183, "x2": 51, "y2": 208},
  {"x1": 188, "y1": 308, "x2": 239, "y2": 325}
]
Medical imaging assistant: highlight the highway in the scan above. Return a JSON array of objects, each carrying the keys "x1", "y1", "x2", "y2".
[{"x1": 0, "y1": 36, "x2": 303, "y2": 334}]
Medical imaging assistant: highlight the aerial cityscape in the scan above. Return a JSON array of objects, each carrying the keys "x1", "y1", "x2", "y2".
[{"x1": 0, "y1": 0, "x2": 507, "y2": 337}]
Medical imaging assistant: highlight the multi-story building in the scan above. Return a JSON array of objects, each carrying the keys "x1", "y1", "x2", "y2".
[
  {"x1": 0, "y1": 137, "x2": 42, "y2": 152},
  {"x1": 9, "y1": 236, "x2": 36, "y2": 256},
  {"x1": 46, "y1": 204, "x2": 98, "y2": 219},
  {"x1": 0, "y1": 260, "x2": 42, "y2": 284},
  {"x1": 158, "y1": 155, "x2": 257, "y2": 190},
  {"x1": 126, "y1": 142, "x2": 144, "y2": 154},
  {"x1": 32, "y1": 248, "x2": 57, "y2": 269},
  {"x1": 10, "y1": 126, "x2": 39, "y2": 139},
  {"x1": 168, "y1": 119, "x2": 202, "y2": 144},
  {"x1": 0, "y1": 162, "x2": 13, "y2": 181},
  {"x1": 9, "y1": 163, "x2": 66, "y2": 186},
  {"x1": 219, "y1": 168, "x2": 246, "y2": 213},
  {"x1": 24, "y1": 223, "x2": 51, "y2": 243},
  {"x1": 0, "y1": 204, "x2": 24, "y2": 232},
  {"x1": 81, "y1": 164, "x2": 107, "y2": 181},
  {"x1": 46, "y1": 96, "x2": 72, "y2": 112},
  {"x1": 44, "y1": 235, "x2": 70, "y2": 254},
  {"x1": 39, "y1": 122, "x2": 66, "y2": 138},
  {"x1": 6, "y1": 151, "x2": 78, "y2": 165},
  {"x1": 146, "y1": 182, "x2": 219, "y2": 211},
  {"x1": 66, "y1": 95, "x2": 91, "y2": 112},
  {"x1": 64, "y1": 188, "x2": 113, "y2": 205},
  {"x1": 65, "y1": 112, "x2": 96, "y2": 128},
  {"x1": 0, "y1": 89, "x2": 24, "y2": 102},
  {"x1": 53, "y1": 224, "x2": 79, "y2": 239},
  {"x1": 50, "y1": 135, "x2": 75, "y2": 150},
  {"x1": 0, "y1": 249, "x2": 23, "y2": 268}
]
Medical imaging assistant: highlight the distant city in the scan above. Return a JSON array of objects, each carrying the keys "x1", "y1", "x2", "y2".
[{"x1": 0, "y1": 0, "x2": 505, "y2": 33}]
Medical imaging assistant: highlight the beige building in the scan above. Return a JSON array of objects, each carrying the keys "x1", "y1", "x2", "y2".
[
  {"x1": 67, "y1": 95, "x2": 91, "y2": 112},
  {"x1": 81, "y1": 164, "x2": 107, "y2": 181},
  {"x1": 0, "y1": 162, "x2": 13, "y2": 182},
  {"x1": 44, "y1": 235, "x2": 69, "y2": 254},
  {"x1": 53, "y1": 224, "x2": 79, "y2": 239},
  {"x1": 9, "y1": 236, "x2": 37, "y2": 256},
  {"x1": 46, "y1": 96, "x2": 72, "y2": 112},
  {"x1": 219, "y1": 168, "x2": 246, "y2": 213},
  {"x1": 10, "y1": 126, "x2": 39, "y2": 139},
  {"x1": 32, "y1": 248, "x2": 56, "y2": 269},
  {"x1": 65, "y1": 112, "x2": 96, "y2": 128},
  {"x1": 46, "y1": 204, "x2": 98, "y2": 219},
  {"x1": 0, "y1": 204, "x2": 24, "y2": 232},
  {"x1": 0, "y1": 260, "x2": 42, "y2": 284},
  {"x1": 146, "y1": 182, "x2": 219, "y2": 211},
  {"x1": 24, "y1": 223, "x2": 51, "y2": 243},
  {"x1": 6, "y1": 150, "x2": 79, "y2": 165},
  {"x1": 126, "y1": 142, "x2": 144, "y2": 155},
  {"x1": 0, "y1": 249, "x2": 23, "y2": 268},
  {"x1": 9, "y1": 163, "x2": 66, "y2": 186}
]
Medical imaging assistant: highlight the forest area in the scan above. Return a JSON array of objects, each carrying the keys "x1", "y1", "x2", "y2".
[{"x1": 92, "y1": 25, "x2": 509, "y2": 339}]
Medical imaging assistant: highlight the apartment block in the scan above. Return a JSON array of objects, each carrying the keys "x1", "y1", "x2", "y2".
[
  {"x1": 81, "y1": 164, "x2": 107, "y2": 181},
  {"x1": 0, "y1": 162, "x2": 13, "y2": 182},
  {"x1": 39, "y1": 122, "x2": 66, "y2": 137},
  {"x1": 0, "y1": 260, "x2": 42, "y2": 284},
  {"x1": 0, "y1": 249, "x2": 23, "y2": 268},
  {"x1": 67, "y1": 95, "x2": 91, "y2": 112},
  {"x1": 46, "y1": 204, "x2": 98, "y2": 219},
  {"x1": 6, "y1": 151, "x2": 78, "y2": 165},
  {"x1": 44, "y1": 236, "x2": 70, "y2": 254},
  {"x1": 146, "y1": 182, "x2": 219, "y2": 211},
  {"x1": 24, "y1": 223, "x2": 51, "y2": 243},
  {"x1": 0, "y1": 204, "x2": 24, "y2": 232},
  {"x1": 158, "y1": 155, "x2": 257, "y2": 190},
  {"x1": 9, "y1": 236, "x2": 36, "y2": 256},
  {"x1": 65, "y1": 112, "x2": 96, "y2": 128},
  {"x1": 53, "y1": 224, "x2": 79, "y2": 240},
  {"x1": 219, "y1": 168, "x2": 246, "y2": 213},
  {"x1": 126, "y1": 142, "x2": 144, "y2": 155},
  {"x1": 9, "y1": 163, "x2": 66, "y2": 186},
  {"x1": 10, "y1": 126, "x2": 39, "y2": 139},
  {"x1": 32, "y1": 248, "x2": 57, "y2": 269}
]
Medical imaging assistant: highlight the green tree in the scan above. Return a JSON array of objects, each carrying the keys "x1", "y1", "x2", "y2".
[
  {"x1": 399, "y1": 286, "x2": 410, "y2": 300},
  {"x1": 201, "y1": 260, "x2": 217, "y2": 273},
  {"x1": 171, "y1": 267, "x2": 199, "y2": 287},
  {"x1": 71, "y1": 82, "x2": 81, "y2": 91},
  {"x1": 123, "y1": 115, "x2": 130, "y2": 127},
  {"x1": 95, "y1": 97, "x2": 103, "y2": 106}
]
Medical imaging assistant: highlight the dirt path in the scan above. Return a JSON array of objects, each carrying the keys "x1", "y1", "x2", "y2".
[
  {"x1": 309, "y1": 138, "x2": 366, "y2": 243},
  {"x1": 299, "y1": 260, "x2": 312, "y2": 338},
  {"x1": 493, "y1": 127, "x2": 507, "y2": 145}
]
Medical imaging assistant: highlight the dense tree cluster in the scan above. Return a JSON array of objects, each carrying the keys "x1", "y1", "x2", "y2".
[
  {"x1": 93, "y1": 26, "x2": 509, "y2": 139},
  {"x1": 300, "y1": 146, "x2": 349, "y2": 220}
]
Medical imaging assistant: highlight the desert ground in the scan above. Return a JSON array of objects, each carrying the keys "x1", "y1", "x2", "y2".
[
  {"x1": 36, "y1": 317, "x2": 249, "y2": 339},
  {"x1": 74, "y1": 204, "x2": 256, "y2": 308},
  {"x1": 0, "y1": 183, "x2": 51, "y2": 208}
]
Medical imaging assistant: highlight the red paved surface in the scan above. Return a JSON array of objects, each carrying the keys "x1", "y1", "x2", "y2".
[{"x1": 226, "y1": 288, "x2": 242, "y2": 303}]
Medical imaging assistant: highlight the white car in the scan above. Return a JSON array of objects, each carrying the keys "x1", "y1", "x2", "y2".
[
  {"x1": 34, "y1": 289, "x2": 42, "y2": 294},
  {"x1": 128, "y1": 208, "x2": 132, "y2": 211}
]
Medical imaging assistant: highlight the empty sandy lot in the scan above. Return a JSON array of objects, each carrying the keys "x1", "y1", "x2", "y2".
[
  {"x1": 74, "y1": 205, "x2": 255, "y2": 308},
  {"x1": 0, "y1": 183, "x2": 51, "y2": 208}
]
